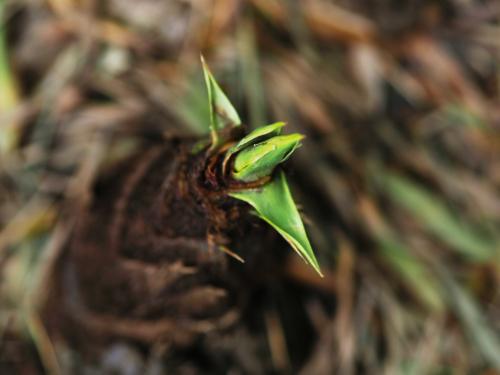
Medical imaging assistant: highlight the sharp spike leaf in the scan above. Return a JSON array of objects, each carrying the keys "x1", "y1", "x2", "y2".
[
  {"x1": 230, "y1": 171, "x2": 322, "y2": 277},
  {"x1": 201, "y1": 56, "x2": 241, "y2": 149},
  {"x1": 232, "y1": 134, "x2": 304, "y2": 182}
]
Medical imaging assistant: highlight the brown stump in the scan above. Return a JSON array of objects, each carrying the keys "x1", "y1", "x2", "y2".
[{"x1": 43, "y1": 136, "x2": 282, "y2": 355}]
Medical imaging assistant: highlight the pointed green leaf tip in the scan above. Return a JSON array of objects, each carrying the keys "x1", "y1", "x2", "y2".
[
  {"x1": 226, "y1": 122, "x2": 285, "y2": 158},
  {"x1": 230, "y1": 171, "x2": 323, "y2": 277},
  {"x1": 222, "y1": 121, "x2": 285, "y2": 172},
  {"x1": 233, "y1": 134, "x2": 303, "y2": 182},
  {"x1": 201, "y1": 56, "x2": 241, "y2": 149}
]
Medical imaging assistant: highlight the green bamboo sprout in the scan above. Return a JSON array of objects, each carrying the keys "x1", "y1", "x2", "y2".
[
  {"x1": 201, "y1": 56, "x2": 241, "y2": 150},
  {"x1": 201, "y1": 58, "x2": 322, "y2": 276}
]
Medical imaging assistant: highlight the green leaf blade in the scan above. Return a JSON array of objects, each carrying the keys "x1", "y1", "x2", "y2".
[
  {"x1": 230, "y1": 171, "x2": 322, "y2": 276},
  {"x1": 226, "y1": 122, "x2": 285, "y2": 157},
  {"x1": 201, "y1": 56, "x2": 241, "y2": 149},
  {"x1": 232, "y1": 134, "x2": 303, "y2": 182},
  {"x1": 223, "y1": 121, "x2": 286, "y2": 173}
]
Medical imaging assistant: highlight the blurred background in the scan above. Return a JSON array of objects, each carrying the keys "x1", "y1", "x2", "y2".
[{"x1": 1, "y1": 0, "x2": 500, "y2": 373}]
